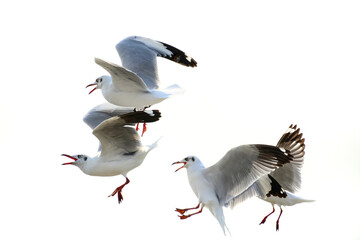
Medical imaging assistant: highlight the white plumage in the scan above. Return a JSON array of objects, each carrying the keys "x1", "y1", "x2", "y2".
[
  {"x1": 86, "y1": 36, "x2": 197, "y2": 109},
  {"x1": 173, "y1": 124, "x2": 307, "y2": 234}
]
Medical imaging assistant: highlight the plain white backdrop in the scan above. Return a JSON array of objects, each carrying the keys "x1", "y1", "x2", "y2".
[{"x1": 1, "y1": 0, "x2": 359, "y2": 239}]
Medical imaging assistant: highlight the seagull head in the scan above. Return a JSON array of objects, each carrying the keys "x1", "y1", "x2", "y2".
[
  {"x1": 61, "y1": 154, "x2": 89, "y2": 167},
  {"x1": 86, "y1": 76, "x2": 109, "y2": 94},
  {"x1": 172, "y1": 156, "x2": 203, "y2": 172}
]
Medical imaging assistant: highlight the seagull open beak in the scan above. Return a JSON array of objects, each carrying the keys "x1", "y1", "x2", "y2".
[
  {"x1": 61, "y1": 154, "x2": 77, "y2": 165},
  {"x1": 86, "y1": 83, "x2": 97, "y2": 94},
  {"x1": 172, "y1": 161, "x2": 186, "y2": 172}
]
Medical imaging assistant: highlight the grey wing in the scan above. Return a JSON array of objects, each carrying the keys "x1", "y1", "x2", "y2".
[
  {"x1": 203, "y1": 144, "x2": 292, "y2": 207},
  {"x1": 270, "y1": 124, "x2": 305, "y2": 193},
  {"x1": 225, "y1": 174, "x2": 287, "y2": 208},
  {"x1": 92, "y1": 110, "x2": 161, "y2": 159},
  {"x1": 221, "y1": 125, "x2": 306, "y2": 208},
  {"x1": 83, "y1": 103, "x2": 135, "y2": 130},
  {"x1": 116, "y1": 36, "x2": 197, "y2": 89},
  {"x1": 93, "y1": 117, "x2": 141, "y2": 159},
  {"x1": 95, "y1": 58, "x2": 149, "y2": 92},
  {"x1": 83, "y1": 103, "x2": 135, "y2": 151}
]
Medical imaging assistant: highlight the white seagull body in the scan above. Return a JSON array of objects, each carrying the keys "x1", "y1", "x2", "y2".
[
  {"x1": 172, "y1": 124, "x2": 306, "y2": 235},
  {"x1": 62, "y1": 108, "x2": 161, "y2": 203},
  {"x1": 87, "y1": 36, "x2": 197, "y2": 109}
]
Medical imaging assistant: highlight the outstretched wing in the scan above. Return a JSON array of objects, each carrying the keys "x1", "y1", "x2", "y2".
[
  {"x1": 92, "y1": 110, "x2": 161, "y2": 160},
  {"x1": 83, "y1": 103, "x2": 135, "y2": 130},
  {"x1": 204, "y1": 144, "x2": 292, "y2": 207},
  {"x1": 116, "y1": 36, "x2": 197, "y2": 89},
  {"x1": 95, "y1": 58, "x2": 149, "y2": 92},
  {"x1": 219, "y1": 124, "x2": 306, "y2": 208},
  {"x1": 270, "y1": 124, "x2": 305, "y2": 192}
]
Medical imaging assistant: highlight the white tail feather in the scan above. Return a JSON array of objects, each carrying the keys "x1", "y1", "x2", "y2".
[
  {"x1": 162, "y1": 84, "x2": 185, "y2": 95},
  {"x1": 148, "y1": 137, "x2": 163, "y2": 151}
]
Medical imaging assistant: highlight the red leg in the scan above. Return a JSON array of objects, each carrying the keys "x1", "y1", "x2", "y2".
[
  {"x1": 108, "y1": 177, "x2": 130, "y2": 204},
  {"x1": 141, "y1": 123, "x2": 147, "y2": 137},
  {"x1": 259, "y1": 205, "x2": 275, "y2": 225},
  {"x1": 134, "y1": 106, "x2": 150, "y2": 136},
  {"x1": 175, "y1": 203, "x2": 200, "y2": 215},
  {"x1": 276, "y1": 207, "x2": 283, "y2": 231},
  {"x1": 178, "y1": 205, "x2": 204, "y2": 220}
]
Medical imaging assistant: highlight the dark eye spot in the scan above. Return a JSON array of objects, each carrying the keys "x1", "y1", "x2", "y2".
[
  {"x1": 77, "y1": 155, "x2": 81, "y2": 158},
  {"x1": 84, "y1": 157, "x2": 87, "y2": 161},
  {"x1": 191, "y1": 157, "x2": 195, "y2": 162}
]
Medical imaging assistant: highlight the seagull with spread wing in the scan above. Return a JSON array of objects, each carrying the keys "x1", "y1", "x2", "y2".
[
  {"x1": 62, "y1": 108, "x2": 161, "y2": 204},
  {"x1": 172, "y1": 124, "x2": 308, "y2": 235},
  {"x1": 87, "y1": 35, "x2": 197, "y2": 109}
]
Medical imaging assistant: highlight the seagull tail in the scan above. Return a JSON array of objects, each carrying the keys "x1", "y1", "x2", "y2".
[
  {"x1": 210, "y1": 204, "x2": 231, "y2": 236},
  {"x1": 285, "y1": 192, "x2": 315, "y2": 206},
  {"x1": 148, "y1": 137, "x2": 163, "y2": 152},
  {"x1": 162, "y1": 84, "x2": 185, "y2": 96}
]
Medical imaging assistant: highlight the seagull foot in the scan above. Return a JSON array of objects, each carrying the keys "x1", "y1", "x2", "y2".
[
  {"x1": 108, "y1": 187, "x2": 124, "y2": 204},
  {"x1": 108, "y1": 178, "x2": 130, "y2": 204},
  {"x1": 259, "y1": 216, "x2": 269, "y2": 225},
  {"x1": 175, "y1": 208, "x2": 187, "y2": 215},
  {"x1": 259, "y1": 206, "x2": 275, "y2": 225},
  {"x1": 178, "y1": 215, "x2": 190, "y2": 220}
]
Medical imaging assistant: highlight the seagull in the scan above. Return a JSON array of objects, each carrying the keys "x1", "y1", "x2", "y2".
[
  {"x1": 86, "y1": 35, "x2": 197, "y2": 109},
  {"x1": 172, "y1": 124, "x2": 305, "y2": 235},
  {"x1": 62, "y1": 109, "x2": 161, "y2": 204},
  {"x1": 253, "y1": 125, "x2": 314, "y2": 231}
]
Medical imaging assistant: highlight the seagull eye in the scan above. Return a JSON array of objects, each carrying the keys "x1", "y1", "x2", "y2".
[
  {"x1": 77, "y1": 155, "x2": 81, "y2": 158},
  {"x1": 84, "y1": 157, "x2": 87, "y2": 161},
  {"x1": 191, "y1": 157, "x2": 195, "y2": 162}
]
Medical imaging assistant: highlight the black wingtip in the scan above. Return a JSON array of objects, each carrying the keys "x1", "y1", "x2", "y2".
[
  {"x1": 266, "y1": 175, "x2": 287, "y2": 198},
  {"x1": 159, "y1": 41, "x2": 198, "y2": 68},
  {"x1": 120, "y1": 110, "x2": 161, "y2": 124}
]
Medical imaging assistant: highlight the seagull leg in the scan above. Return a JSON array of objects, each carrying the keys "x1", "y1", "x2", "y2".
[
  {"x1": 141, "y1": 123, "x2": 147, "y2": 137},
  {"x1": 108, "y1": 177, "x2": 130, "y2": 204},
  {"x1": 133, "y1": 106, "x2": 150, "y2": 136},
  {"x1": 276, "y1": 207, "x2": 283, "y2": 231},
  {"x1": 178, "y1": 205, "x2": 204, "y2": 220},
  {"x1": 175, "y1": 203, "x2": 200, "y2": 215},
  {"x1": 259, "y1": 205, "x2": 275, "y2": 225}
]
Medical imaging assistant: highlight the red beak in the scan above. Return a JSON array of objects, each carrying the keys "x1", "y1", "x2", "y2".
[
  {"x1": 61, "y1": 154, "x2": 77, "y2": 165},
  {"x1": 172, "y1": 161, "x2": 186, "y2": 172},
  {"x1": 86, "y1": 83, "x2": 97, "y2": 94}
]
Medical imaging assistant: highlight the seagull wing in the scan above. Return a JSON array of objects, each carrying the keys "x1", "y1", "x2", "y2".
[
  {"x1": 270, "y1": 124, "x2": 305, "y2": 193},
  {"x1": 92, "y1": 110, "x2": 161, "y2": 161},
  {"x1": 203, "y1": 144, "x2": 292, "y2": 207},
  {"x1": 83, "y1": 103, "x2": 135, "y2": 130},
  {"x1": 95, "y1": 58, "x2": 149, "y2": 92},
  {"x1": 116, "y1": 36, "x2": 197, "y2": 89},
  {"x1": 83, "y1": 103, "x2": 135, "y2": 151},
  {"x1": 220, "y1": 124, "x2": 306, "y2": 208}
]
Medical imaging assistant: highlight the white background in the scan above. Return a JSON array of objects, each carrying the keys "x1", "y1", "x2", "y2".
[{"x1": 1, "y1": 0, "x2": 359, "y2": 239}]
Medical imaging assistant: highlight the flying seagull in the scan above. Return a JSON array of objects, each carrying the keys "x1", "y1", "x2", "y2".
[
  {"x1": 62, "y1": 109, "x2": 161, "y2": 204},
  {"x1": 87, "y1": 35, "x2": 197, "y2": 109},
  {"x1": 172, "y1": 124, "x2": 306, "y2": 235}
]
